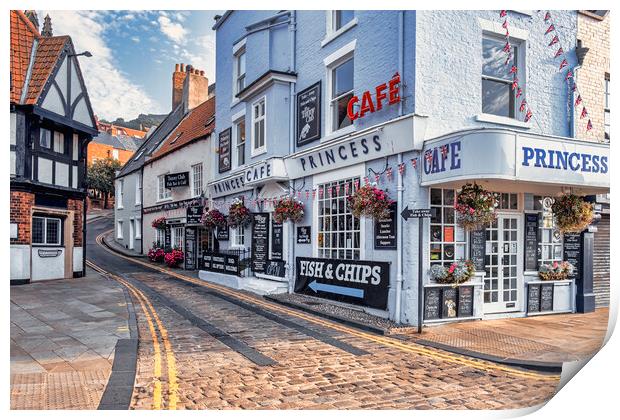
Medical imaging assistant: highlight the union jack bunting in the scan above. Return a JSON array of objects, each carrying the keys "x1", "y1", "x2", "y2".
[
  {"x1": 559, "y1": 59, "x2": 568, "y2": 70},
  {"x1": 524, "y1": 109, "x2": 533, "y2": 122},
  {"x1": 554, "y1": 47, "x2": 564, "y2": 58},
  {"x1": 587, "y1": 119, "x2": 593, "y2": 131},
  {"x1": 575, "y1": 95, "x2": 582, "y2": 106},
  {"x1": 500, "y1": 10, "x2": 507, "y2": 17},
  {"x1": 581, "y1": 107, "x2": 588, "y2": 119},
  {"x1": 519, "y1": 99, "x2": 527, "y2": 113},
  {"x1": 548, "y1": 36, "x2": 559, "y2": 46},
  {"x1": 545, "y1": 24, "x2": 555, "y2": 35},
  {"x1": 544, "y1": 11, "x2": 552, "y2": 22}
]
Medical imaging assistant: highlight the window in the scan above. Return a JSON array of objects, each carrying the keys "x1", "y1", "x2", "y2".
[
  {"x1": 235, "y1": 119, "x2": 246, "y2": 167},
  {"x1": 252, "y1": 98, "x2": 266, "y2": 155},
  {"x1": 333, "y1": 10, "x2": 354, "y2": 31},
  {"x1": 605, "y1": 74, "x2": 610, "y2": 141},
  {"x1": 117, "y1": 180, "x2": 124, "y2": 209},
  {"x1": 482, "y1": 36, "x2": 518, "y2": 118},
  {"x1": 112, "y1": 149, "x2": 119, "y2": 160},
  {"x1": 172, "y1": 226, "x2": 184, "y2": 251},
  {"x1": 135, "y1": 175, "x2": 142, "y2": 205},
  {"x1": 156, "y1": 228, "x2": 165, "y2": 247},
  {"x1": 54, "y1": 131, "x2": 64, "y2": 154},
  {"x1": 40, "y1": 128, "x2": 51, "y2": 149},
  {"x1": 191, "y1": 163, "x2": 203, "y2": 197},
  {"x1": 235, "y1": 47, "x2": 246, "y2": 94},
  {"x1": 117, "y1": 220, "x2": 123, "y2": 239},
  {"x1": 317, "y1": 177, "x2": 360, "y2": 260},
  {"x1": 135, "y1": 218, "x2": 142, "y2": 239},
  {"x1": 158, "y1": 174, "x2": 171, "y2": 201},
  {"x1": 232, "y1": 226, "x2": 245, "y2": 248},
  {"x1": 32, "y1": 216, "x2": 61, "y2": 245},
  {"x1": 72, "y1": 134, "x2": 79, "y2": 160},
  {"x1": 330, "y1": 57, "x2": 354, "y2": 132},
  {"x1": 430, "y1": 189, "x2": 466, "y2": 267},
  {"x1": 533, "y1": 196, "x2": 563, "y2": 266}
]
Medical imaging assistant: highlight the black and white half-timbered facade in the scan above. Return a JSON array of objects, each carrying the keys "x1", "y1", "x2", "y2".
[{"x1": 10, "y1": 11, "x2": 98, "y2": 283}]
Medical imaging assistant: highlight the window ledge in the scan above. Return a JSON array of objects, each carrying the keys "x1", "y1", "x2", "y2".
[
  {"x1": 251, "y1": 148, "x2": 267, "y2": 158},
  {"x1": 321, "y1": 18, "x2": 358, "y2": 48},
  {"x1": 321, "y1": 125, "x2": 356, "y2": 143},
  {"x1": 156, "y1": 198, "x2": 173, "y2": 204},
  {"x1": 476, "y1": 113, "x2": 531, "y2": 129},
  {"x1": 117, "y1": 206, "x2": 124, "y2": 210}
]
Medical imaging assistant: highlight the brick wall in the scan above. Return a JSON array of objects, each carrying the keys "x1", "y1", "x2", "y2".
[
  {"x1": 10, "y1": 191, "x2": 34, "y2": 245},
  {"x1": 68, "y1": 198, "x2": 84, "y2": 247},
  {"x1": 87, "y1": 142, "x2": 134, "y2": 166},
  {"x1": 576, "y1": 12, "x2": 610, "y2": 142}
]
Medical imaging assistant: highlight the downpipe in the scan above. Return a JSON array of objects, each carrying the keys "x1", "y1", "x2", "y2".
[
  {"x1": 394, "y1": 10, "x2": 405, "y2": 324},
  {"x1": 287, "y1": 11, "x2": 297, "y2": 294}
]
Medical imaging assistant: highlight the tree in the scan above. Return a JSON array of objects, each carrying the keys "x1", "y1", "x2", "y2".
[{"x1": 86, "y1": 157, "x2": 122, "y2": 209}]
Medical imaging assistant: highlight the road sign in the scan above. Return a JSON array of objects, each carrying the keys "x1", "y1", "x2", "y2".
[{"x1": 401, "y1": 206, "x2": 432, "y2": 221}]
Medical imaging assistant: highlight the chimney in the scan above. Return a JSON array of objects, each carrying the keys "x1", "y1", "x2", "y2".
[
  {"x1": 41, "y1": 14, "x2": 53, "y2": 37},
  {"x1": 171, "y1": 63, "x2": 187, "y2": 110},
  {"x1": 181, "y1": 64, "x2": 209, "y2": 113}
]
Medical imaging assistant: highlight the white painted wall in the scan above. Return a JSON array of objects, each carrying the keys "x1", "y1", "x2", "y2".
[
  {"x1": 10, "y1": 245, "x2": 30, "y2": 281},
  {"x1": 73, "y1": 247, "x2": 83, "y2": 273},
  {"x1": 31, "y1": 247, "x2": 65, "y2": 281}
]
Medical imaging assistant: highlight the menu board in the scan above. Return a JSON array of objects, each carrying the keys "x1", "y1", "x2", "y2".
[
  {"x1": 296, "y1": 81, "x2": 321, "y2": 146},
  {"x1": 265, "y1": 259, "x2": 286, "y2": 278},
  {"x1": 424, "y1": 288, "x2": 441, "y2": 320},
  {"x1": 527, "y1": 284, "x2": 541, "y2": 313},
  {"x1": 297, "y1": 226, "x2": 311, "y2": 244},
  {"x1": 202, "y1": 251, "x2": 239, "y2": 275},
  {"x1": 216, "y1": 225, "x2": 229, "y2": 241},
  {"x1": 164, "y1": 227, "x2": 171, "y2": 250},
  {"x1": 524, "y1": 213, "x2": 539, "y2": 271},
  {"x1": 184, "y1": 227, "x2": 197, "y2": 270},
  {"x1": 458, "y1": 286, "x2": 474, "y2": 317},
  {"x1": 251, "y1": 213, "x2": 269, "y2": 273},
  {"x1": 186, "y1": 205, "x2": 204, "y2": 225},
  {"x1": 563, "y1": 233, "x2": 581, "y2": 280},
  {"x1": 442, "y1": 288, "x2": 458, "y2": 318},
  {"x1": 470, "y1": 229, "x2": 486, "y2": 271},
  {"x1": 374, "y1": 202, "x2": 397, "y2": 249},
  {"x1": 218, "y1": 127, "x2": 232, "y2": 173},
  {"x1": 540, "y1": 284, "x2": 554, "y2": 312},
  {"x1": 271, "y1": 221, "x2": 283, "y2": 260}
]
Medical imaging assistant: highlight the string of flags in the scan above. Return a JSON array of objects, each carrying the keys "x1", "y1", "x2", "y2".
[
  {"x1": 499, "y1": 10, "x2": 533, "y2": 123},
  {"x1": 542, "y1": 11, "x2": 593, "y2": 131}
]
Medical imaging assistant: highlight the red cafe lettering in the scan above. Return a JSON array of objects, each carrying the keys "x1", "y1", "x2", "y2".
[{"x1": 346, "y1": 73, "x2": 401, "y2": 121}]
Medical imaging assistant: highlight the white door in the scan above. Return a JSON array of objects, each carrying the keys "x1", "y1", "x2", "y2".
[
  {"x1": 483, "y1": 214, "x2": 523, "y2": 314},
  {"x1": 129, "y1": 220, "x2": 135, "y2": 250}
]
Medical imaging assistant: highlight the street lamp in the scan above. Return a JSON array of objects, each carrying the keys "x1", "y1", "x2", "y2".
[{"x1": 69, "y1": 51, "x2": 93, "y2": 58}]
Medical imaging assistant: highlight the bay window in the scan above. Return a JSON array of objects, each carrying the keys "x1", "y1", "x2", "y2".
[
  {"x1": 482, "y1": 36, "x2": 518, "y2": 118},
  {"x1": 330, "y1": 57, "x2": 354, "y2": 132}
]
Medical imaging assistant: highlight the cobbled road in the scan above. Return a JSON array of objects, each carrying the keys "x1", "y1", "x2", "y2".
[{"x1": 87, "y1": 216, "x2": 560, "y2": 410}]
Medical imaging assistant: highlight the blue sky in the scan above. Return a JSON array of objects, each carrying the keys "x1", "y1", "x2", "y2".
[{"x1": 41, "y1": 10, "x2": 222, "y2": 120}]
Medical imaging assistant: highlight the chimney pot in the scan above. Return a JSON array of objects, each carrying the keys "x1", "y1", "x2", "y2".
[
  {"x1": 200, "y1": 70, "x2": 205, "y2": 76},
  {"x1": 180, "y1": 63, "x2": 185, "y2": 72},
  {"x1": 175, "y1": 63, "x2": 180, "y2": 72}
]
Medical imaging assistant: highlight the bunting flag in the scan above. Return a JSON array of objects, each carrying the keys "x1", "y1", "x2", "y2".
[
  {"x1": 504, "y1": 53, "x2": 513, "y2": 66},
  {"x1": 354, "y1": 179, "x2": 360, "y2": 190},
  {"x1": 519, "y1": 99, "x2": 527, "y2": 113},
  {"x1": 545, "y1": 24, "x2": 555, "y2": 35},
  {"x1": 502, "y1": 19, "x2": 508, "y2": 29},
  {"x1": 440, "y1": 145, "x2": 449, "y2": 159},
  {"x1": 375, "y1": 174, "x2": 380, "y2": 183},
  {"x1": 306, "y1": 190, "x2": 310, "y2": 200},
  {"x1": 524, "y1": 109, "x2": 533, "y2": 123},
  {"x1": 581, "y1": 107, "x2": 588, "y2": 119},
  {"x1": 509, "y1": 65, "x2": 517, "y2": 74},
  {"x1": 319, "y1": 187, "x2": 324, "y2": 198},
  {"x1": 548, "y1": 35, "x2": 559, "y2": 46},
  {"x1": 575, "y1": 95, "x2": 582, "y2": 106},
  {"x1": 502, "y1": 41, "x2": 511, "y2": 53},
  {"x1": 335, "y1": 184, "x2": 341, "y2": 195},
  {"x1": 398, "y1": 162, "x2": 406, "y2": 175},
  {"x1": 500, "y1": 10, "x2": 507, "y2": 17},
  {"x1": 511, "y1": 78, "x2": 519, "y2": 90},
  {"x1": 312, "y1": 190, "x2": 317, "y2": 200},
  {"x1": 411, "y1": 158, "x2": 417, "y2": 169},
  {"x1": 587, "y1": 119, "x2": 593, "y2": 131},
  {"x1": 425, "y1": 151, "x2": 433, "y2": 164},
  {"x1": 554, "y1": 47, "x2": 564, "y2": 58},
  {"x1": 363, "y1": 176, "x2": 369, "y2": 186},
  {"x1": 544, "y1": 11, "x2": 552, "y2": 22},
  {"x1": 564, "y1": 70, "x2": 573, "y2": 81},
  {"x1": 386, "y1": 167, "x2": 393, "y2": 180},
  {"x1": 344, "y1": 182, "x2": 350, "y2": 195},
  {"x1": 516, "y1": 88, "x2": 523, "y2": 98},
  {"x1": 559, "y1": 59, "x2": 568, "y2": 70}
]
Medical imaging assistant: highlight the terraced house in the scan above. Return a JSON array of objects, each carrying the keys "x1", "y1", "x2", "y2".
[
  {"x1": 204, "y1": 10, "x2": 609, "y2": 327},
  {"x1": 10, "y1": 10, "x2": 98, "y2": 283}
]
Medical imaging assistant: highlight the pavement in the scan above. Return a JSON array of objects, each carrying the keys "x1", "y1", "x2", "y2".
[{"x1": 10, "y1": 268, "x2": 133, "y2": 409}]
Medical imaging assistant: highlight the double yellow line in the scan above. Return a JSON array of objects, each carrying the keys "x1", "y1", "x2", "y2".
[
  {"x1": 93, "y1": 231, "x2": 560, "y2": 382},
  {"x1": 87, "y1": 260, "x2": 178, "y2": 409}
]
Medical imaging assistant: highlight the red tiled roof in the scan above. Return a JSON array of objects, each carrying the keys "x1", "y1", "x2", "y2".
[
  {"x1": 10, "y1": 10, "x2": 39, "y2": 103},
  {"x1": 148, "y1": 97, "x2": 216, "y2": 161},
  {"x1": 25, "y1": 36, "x2": 69, "y2": 105}
]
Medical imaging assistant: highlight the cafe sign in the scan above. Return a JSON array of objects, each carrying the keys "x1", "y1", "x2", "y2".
[
  {"x1": 209, "y1": 158, "x2": 288, "y2": 198},
  {"x1": 347, "y1": 73, "x2": 401, "y2": 122}
]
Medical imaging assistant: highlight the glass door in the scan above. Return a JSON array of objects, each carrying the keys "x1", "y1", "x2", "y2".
[{"x1": 483, "y1": 214, "x2": 523, "y2": 314}]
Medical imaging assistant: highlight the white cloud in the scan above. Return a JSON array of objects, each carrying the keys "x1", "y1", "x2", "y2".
[
  {"x1": 131, "y1": 36, "x2": 140, "y2": 43},
  {"x1": 42, "y1": 10, "x2": 162, "y2": 120},
  {"x1": 157, "y1": 15, "x2": 187, "y2": 44}
]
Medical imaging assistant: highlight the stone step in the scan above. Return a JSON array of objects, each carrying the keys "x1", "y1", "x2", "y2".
[{"x1": 197, "y1": 271, "x2": 288, "y2": 296}]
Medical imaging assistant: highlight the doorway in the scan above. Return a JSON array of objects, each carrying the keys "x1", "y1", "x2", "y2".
[{"x1": 483, "y1": 213, "x2": 523, "y2": 314}]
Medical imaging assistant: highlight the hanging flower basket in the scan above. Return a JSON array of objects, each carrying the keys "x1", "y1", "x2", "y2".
[
  {"x1": 164, "y1": 248, "x2": 184, "y2": 268},
  {"x1": 539, "y1": 261, "x2": 574, "y2": 280},
  {"x1": 551, "y1": 194, "x2": 594, "y2": 233},
  {"x1": 273, "y1": 196, "x2": 305, "y2": 224},
  {"x1": 430, "y1": 260, "x2": 476, "y2": 286},
  {"x1": 227, "y1": 198, "x2": 252, "y2": 227},
  {"x1": 151, "y1": 216, "x2": 167, "y2": 230},
  {"x1": 454, "y1": 183, "x2": 498, "y2": 231},
  {"x1": 347, "y1": 184, "x2": 393, "y2": 220},
  {"x1": 201, "y1": 209, "x2": 227, "y2": 230},
  {"x1": 147, "y1": 246, "x2": 165, "y2": 263}
]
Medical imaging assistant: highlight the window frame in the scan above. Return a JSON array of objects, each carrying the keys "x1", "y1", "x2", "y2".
[
  {"x1": 172, "y1": 226, "x2": 184, "y2": 251},
  {"x1": 234, "y1": 46, "x2": 246, "y2": 95},
  {"x1": 234, "y1": 118, "x2": 246, "y2": 168},
  {"x1": 32, "y1": 216, "x2": 62, "y2": 246},
  {"x1": 327, "y1": 54, "x2": 355, "y2": 135},
  {"x1": 117, "y1": 220, "x2": 123, "y2": 240},
  {"x1": 135, "y1": 218, "x2": 142, "y2": 239},
  {"x1": 231, "y1": 225, "x2": 246, "y2": 249},
  {"x1": 604, "y1": 73, "x2": 610, "y2": 141},
  {"x1": 135, "y1": 175, "x2": 142, "y2": 205},
  {"x1": 481, "y1": 35, "x2": 520, "y2": 119},
  {"x1": 332, "y1": 10, "x2": 354, "y2": 32},
  {"x1": 251, "y1": 97, "x2": 267, "y2": 156},
  {"x1": 157, "y1": 174, "x2": 172, "y2": 202},
  {"x1": 117, "y1": 179, "x2": 124, "y2": 209},
  {"x1": 191, "y1": 163, "x2": 203, "y2": 198},
  {"x1": 429, "y1": 188, "x2": 467, "y2": 269}
]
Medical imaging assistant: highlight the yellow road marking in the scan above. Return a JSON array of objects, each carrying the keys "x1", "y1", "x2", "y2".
[{"x1": 92, "y1": 231, "x2": 560, "y2": 382}]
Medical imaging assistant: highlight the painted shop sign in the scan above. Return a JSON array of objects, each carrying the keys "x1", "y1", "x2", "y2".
[
  {"x1": 202, "y1": 251, "x2": 239, "y2": 275},
  {"x1": 37, "y1": 249, "x2": 62, "y2": 258},
  {"x1": 421, "y1": 131, "x2": 610, "y2": 189},
  {"x1": 347, "y1": 73, "x2": 401, "y2": 121},
  {"x1": 216, "y1": 225, "x2": 229, "y2": 241},
  {"x1": 296, "y1": 226, "x2": 311, "y2": 244},
  {"x1": 165, "y1": 172, "x2": 189, "y2": 188},
  {"x1": 186, "y1": 205, "x2": 204, "y2": 225},
  {"x1": 563, "y1": 233, "x2": 582, "y2": 280},
  {"x1": 469, "y1": 229, "x2": 486, "y2": 271},
  {"x1": 297, "y1": 81, "x2": 321, "y2": 146},
  {"x1": 210, "y1": 158, "x2": 287, "y2": 198},
  {"x1": 143, "y1": 198, "x2": 200, "y2": 214},
  {"x1": 374, "y1": 202, "x2": 397, "y2": 249},
  {"x1": 251, "y1": 213, "x2": 270, "y2": 273},
  {"x1": 264, "y1": 259, "x2": 286, "y2": 278},
  {"x1": 285, "y1": 115, "x2": 414, "y2": 179},
  {"x1": 218, "y1": 127, "x2": 232, "y2": 173},
  {"x1": 295, "y1": 257, "x2": 390, "y2": 309}
]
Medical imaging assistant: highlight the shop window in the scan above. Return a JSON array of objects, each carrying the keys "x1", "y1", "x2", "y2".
[
  {"x1": 172, "y1": 226, "x2": 184, "y2": 251},
  {"x1": 191, "y1": 163, "x2": 203, "y2": 197},
  {"x1": 252, "y1": 98, "x2": 266, "y2": 155},
  {"x1": 158, "y1": 174, "x2": 171, "y2": 201},
  {"x1": 534, "y1": 196, "x2": 563, "y2": 266},
  {"x1": 330, "y1": 57, "x2": 354, "y2": 132},
  {"x1": 232, "y1": 226, "x2": 245, "y2": 248},
  {"x1": 604, "y1": 74, "x2": 610, "y2": 141},
  {"x1": 497, "y1": 192, "x2": 518, "y2": 210},
  {"x1": 155, "y1": 228, "x2": 165, "y2": 247},
  {"x1": 235, "y1": 119, "x2": 246, "y2": 167},
  {"x1": 430, "y1": 188, "x2": 466, "y2": 267},
  {"x1": 482, "y1": 36, "x2": 519, "y2": 118},
  {"x1": 32, "y1": 216, "x2": 61, "y2": 246},
  {"x1": 40, "y1": 128, "x2": 52, "y2": 149},
  {"x1": 317, "y1": 177, "x2": 360, "y2": 260}
]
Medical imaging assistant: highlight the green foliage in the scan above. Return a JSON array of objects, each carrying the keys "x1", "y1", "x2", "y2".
[{"x1": 86, "y1": 157, "x2": 122, "y2": 196}]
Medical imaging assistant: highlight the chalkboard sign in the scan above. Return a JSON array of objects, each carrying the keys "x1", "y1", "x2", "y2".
[
  {"x1": 216, "y1": 225, "x2": 229, "y2": 241},
  {"x1": 527, "y1": 284, "x2": 541, "y2": 313},
  {"x1": 297, "y1": 226, "x2": 311, "y2": 244},
  {"x1": 264, "y1": 259, "x2": 286, "y2": 278},
  {"x1": 524, "y1": 213, "x2": 539, "y2": 271},
  {"x1": 251, "y1": 213, "x2": 269, "y2": 272},
  {"x1": 470, "y1": 229, "x2": 486, "y2": 271},
  {"x1": 186, "y1": 205, "x2": 204, "y2": 225},
  {"x1": 218, "y1": 128, "x2": 232, "y2": 173},
  {"x1": 424, "y1": 288, "x2": 441, "y2": 320},
  {"x1": 563, "y1": 233, "x2": 581, "y2": 280},
  {"x1": 184, "y1": 227, "x2": 197, "y2": 270},
  {"x1": 540, "y1": 283, "x2": 554, "y2": 312},
  {"x1": 296, "y1": 81, "x2": 321, "y2": 146},
  {"x1": 165, "y1": 172, "x2": 189, "y2": 188},
  {"x1": 442, "y1": 288, "x2": 458, "y2": 318},
  {"x1": 374, "y1": 202, "x2": 397, "y2": 249},
  {"x1": 202, "y1": 251, "x2": 239, "y2": 275},
  {"x1": 271, "y1": 221, "x2": 283, "y2": 260},
  {"x1": 164, "y1": 227, "x2": 171, "y2": 250},
  {"x1": 458, "y1": 286, "x2": 474, "y2": 317}
]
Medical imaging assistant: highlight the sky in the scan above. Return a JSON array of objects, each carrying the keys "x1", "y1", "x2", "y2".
[{"x1": 40, "y1": 10, "x2": 222, "y2": 121}]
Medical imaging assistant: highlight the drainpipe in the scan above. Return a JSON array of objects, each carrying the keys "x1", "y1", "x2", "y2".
[
  {"x1": 394, "y1": 11, "x2": 405, "y2": 324},
  {"x1": 82, "y1": 137, "x2": 91, "y2": 277},
  {"x1": 287, "y1": 11, "x2": 297, "y2": 293},
  {"x1": 140, "y1": 167, "x2": 144, "y2": 255}
]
